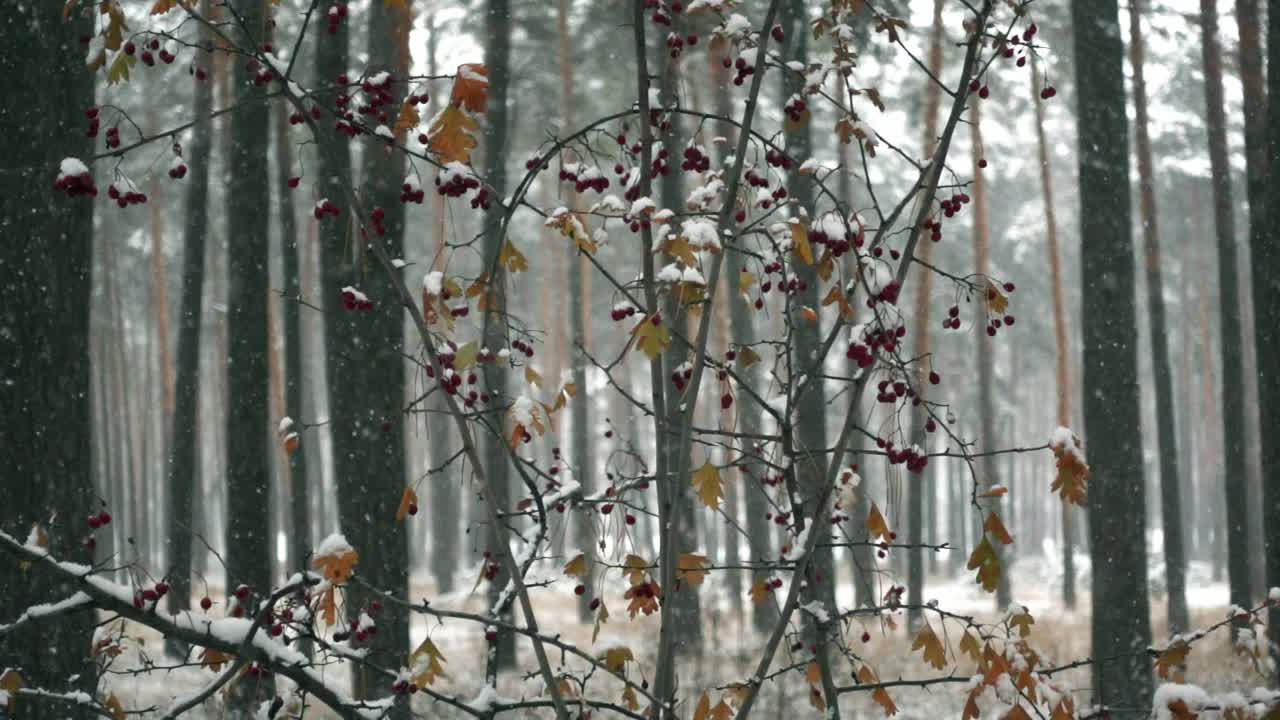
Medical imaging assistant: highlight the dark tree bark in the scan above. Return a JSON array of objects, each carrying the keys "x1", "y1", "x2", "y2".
[
  {"x1": 223, "y1": 0, "x2": 275, "y2": 707},
  {"x1": 481, "y1": 0, "x2": 517, "y2": 672},
  {"x1": 1072, "y1": 0, "x2": 1154, "y2": 710},
  {"x1": 1255, "y1": 0, "x2": 1280, "y2": 681},
  {"x1": 324, "y1": 0, "x2": 414, "y2": 707},
  {"x1": 0, "y1": 2, "x2": 97, "y2": 713},
  {"x1": 1126, "y1": 0, "x2": 1189, "y2": 635},
  {"x1": 165, "y1": 0, "x2": 215, "y2": 648},
  {"x1": 907, "y1": 0, "x2": 945, "y2": 631},
  {"x1": 1197, "y1": 0, "x2": 1253, "y2": 611}
]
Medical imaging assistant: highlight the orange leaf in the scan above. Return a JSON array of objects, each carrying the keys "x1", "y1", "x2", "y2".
[
  {"x1": 1050, "y1": 696, "x2": 1076, "y2": 720},
  {"x1": 978, "y1": 484, "x2": 1008, "y2": 498},
  {"x1": 911, "y1": 623, "x2": 947, "y2": 670},
  {"x1": 800, "y1": 306, "x2": 818, "y2": 324},
  {"x1": 312, "y1": 536, "x2": 359, "y2": 584},
  {"x1": 199, "y1": 647, "x2": 232, "y2": 672},
  {"x1": 428, "y1": 105, "x2": 478, "y2": 164},
  {"x1": 1155, "y1": 641, "x2": 1190, "y2": 681},
  {"x1": 984, "y1": 512, "x2": 1013, "y2": 545},
  {"x1": 962, "y1": 688, "x2": 982, "y2": 720},
  {"x1": 393, "y1": 99, "x2": 420, "y2": 141},
  {"x1": 1002, "y1": 704, "x2": 1033, "y2": 720},
  {"x1": 693, "y1": 691, "x2": 712, "y2": 720},
  {"x1": 710, "y1": 699, "x2": 734, "y2": 720},
  {"x1": 790, "y1": 220, "x2": 813, "y2": 265},
  {"x1": 631, "y1": 314, "x2": 671, "y2": 360},
  {"x1": 450, "y1": 63, "x2": 489, "y2": 113},
  {"x1": 856, "y1": 665, "x2": 898, "y2": 716},
  {"x1": 866, "y1": 502, "x2": 892, "y2": 542},
  {"x1": 750, "y1": 577, "x2": 772, "y2": 606},
  {"x1": 967, "y1": 536, "x2": 1001, "y2": 593},
  {"x1": 149, "y1": 0, "x2": 188, "y2": 14},
  {"x1": 395, "y1": 486, "x2": 419, "y2": 522},
  {"x1": 409, "y1": 637, "x2": 447, "y2": 686},
  {"x1": 0, "y1": 670, "x2": 23, "y2": 712},
  {"x1": 677, "y1": 553, "x2": 709, "y2": 587},
  {"x1": 318, "y1": 586, "x2": 337, "y2": 626}
]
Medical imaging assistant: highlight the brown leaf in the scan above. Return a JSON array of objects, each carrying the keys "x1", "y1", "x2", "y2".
[
  {"x1": 498, "y1": 240, "x2": 529, "y2": 273},
  {"x1": 1155, "y1": 641, "x2": 1191, "y2": 681},
  {"x1": 312, "y1": 543, "x2": 358, "y2": 585},
  {"x1": 960, "y1": 630, "x2": 982, "y2": 663},
  {"x1": 428, "y1": 105, "x2": 479, "y2": 164},
  {"x1": 318, "y1": 586, "x2": 337, "y2": 626},
  {"x1": 1050, "y1": 435, "x2": 1090, "y2": 505},
  {"x1": 395, "y1": 486, "x2": 419, "y2": 522},
  {"x1": 393, "y1": 99, "x2": 420, "y2": 141},
  {"x1": 622, "y1": 555, "x2": 650, "y2": 586},
  {"x1": 1050, "y1": 696, "x2": 1075, "y2": 720},
  {"x1": 967, "y1": 536, "x2": 1001, "y2": 593},
  {"x1": 104, "y1": 692, "x2": 125, "y2": 720},
  {"x1": 621, "y1": 685, "x2": 639, "y2": 711},
  {"x1": 984, "y1": 512, "x2": 1013, "y2": 545},
  {"x1": 710, "y1": 699, "x2": 734, "y2": 720},
  {"x1": 693, "y1": 691, "x2": 712, "y2": 720},
  {"x1": 856, "y1": 665, "x2": 898, "y2": 716},
  {"x1": 1009, "y1": 608, "x2": 1035, "y2": 638},
  {"x1": 450, "y1": 63, "x2": 489, "y2": 113},
  {"x1": 603, "y1": 646, "x2": 634, "y2": 672},
  {"x1": 592, "y1": 601, "x2": 609, "y2": 644},
  {"x1": 749, "y1": 577, "x2": 772, "y2": 606},
  {"x1": 199, "y1": 648, "x2": 232, "y2": 673},
  {"x1": 984, "y1": 279, "x2": 1009, "y2": 315},
  {"x1": 0, "y1": 670, "x2": 23, "y2": 712},
  {"x1": 149, "y1": 0, "x2": 188, "y2": 14},
  {"x1": 736, "y1": 346, "x2": 761, "y2": 369},
  {"x1": 738, "y1": 270, "x2": 756, "y2": 297},
  {"x1": 563, "y1": 553, "x2": 588, "y2": 578},
  {"x1": 911, "y1": 623, "x2": 947, "y2": 670},
  {"x1": 1002, "y1": 704, "x2": 1033, "y2": 720}
]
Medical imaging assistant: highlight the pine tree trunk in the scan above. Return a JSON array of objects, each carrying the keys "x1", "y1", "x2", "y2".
[
  {"x1": 1072, "y1": 0, "x2": 1154, "y2": 708},
  {"x1": 165, "y1": 0, "x2": 214, "y2": 643},
  {"x1": 907, "y1": 0, "x2": 945, "y2": 631},
  {"x1": 1255, "y1": 0, "x2": 1280, "y2": 680},
  {"x1": 481, "y1": 0, "x2": 517, "y2": 673},
  {"x1": 1126, "y1": 0, "x2": 1189, "y2": 635},
  {"x1": 1198, "y1": 0, "x2": 1253, "y2": 610},
  {"x1": 1030, "y1": 54, "x2": 1076, "y2": 612},
  {"x1": 273, "y1": 105, "x2": 310, "y2": 580},
  {"x1": 0, "y1": 3, "x2": 97, "y2": 711},
  {"x1": 969, "y1": 99, "x2": 1011, "y2": 610},
  {"x1": 223, "y1": 0, "x2": 275, "y2": 709}
]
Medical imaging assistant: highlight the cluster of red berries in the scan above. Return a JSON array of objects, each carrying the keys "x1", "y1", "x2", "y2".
[
  {"x1": 107, "y1": 184, "x2": 147, "y2": 207},
  {"x1": 870, "y1": 279, "x2": 901, "y2": 306},
  {"x1": 85, "y1": 107, "x2": 101, "y2": 138},
  {"x1": 665, "y1": 32, "x2": 698, "y2": 58},
  {"x1": 941, "y1": 304, "x2": 963, "y2": 330},
  {"x1": 313, "y1": 198, "x2": 341, "y2": 220},
  {"x1": 875, "y1": 378, "x2": 916, "y2": 405},
  {"x1": 356, "y1": 73, "x2": 397, "y2": 125},
  {"x1": 670, "y1": 363, "x2": 693, "y2": 392},
  {"x1": 610, "y1": 303, "x2": 639, "y2": 322},
  {"x1": 132, "y1": 580, "x2": 171, "y2": 609},
  {"x1": 940, "y1": 191, "x2": 971, "y2": 218},
  {"x1": 341, "y1": 287, "x2": 374, "y2": 312},
  {"x1": 335, "y1": 119, "x2": 358, "y2": 138},
  {"x1": 287, "y1": 176, "x2": 301, "y2": 189},
  {"x1": 809, "y1": 228, "x2": 856, "y2": 258},
  {"x1": 646, "y1": 0, "x2": 681, "y2": 25},
  {"x1": 391, "y1": 678, "x2": 421, "y2": 695},
  {"x1": 105, "y1": 125, "x2": 121, "y2": 149},
  {"x1": 743, "y1": 167, "x2": 771, "y2": 189},
  {"x1": 168, "y1": 162, "x2": 188, "y2": 180},
  {"x1": 400, "y1": 181, "x2": 425, "y2": 204},
  {"x1": 922, "y1": 218, "x2": 943, "y2": 242},
  {"x1": 87, "y1": 510, "x2": 113, "y2": 529},
  {"x1": 559, "y1": 166, "x2": 610, "y2": 194},
  {"x1": 764, "y1": 148, "x2": 793, "y2": 170},
  {"x1": 783, "y1": 96, "x2": 807, "y2": 124},
  {"x1": 766, "y1": 510, "x2": 791, "y2": 526},
  {"x1": 289, "y1": 106, "x2": 325, "y2": 125},
  {"x1": 326, "y1": 3, "x2": 348, "y2": 34},
  {"x1": 367, "y1": 206, "x2": 388, "y2": 236},
  {"x1": 510, "y1": 338, "x2": 536, "y2": 358},
  {"x1": 727, "y1": 55, "x2": 756, "y2": 86},
  {"x1": 969, "y1": 79, "x2": 991, "y2": 99},
  {"x1": 55, "y1": 171, "x2": 97, "y2": 198},
  {"x1": 436, "y1": 170, "x2": 482, "y2": 199}
]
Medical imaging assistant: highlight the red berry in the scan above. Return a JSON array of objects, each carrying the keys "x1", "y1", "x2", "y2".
[
  {"x1": 408, "y1": 502, "x2": 419, "y2": 515},
  {"x1": 574, "y1": 584, "x2": 586, "y2": 595},
  {"x1": 200, "y1": 597, "x2": 213, "y2": 610}
]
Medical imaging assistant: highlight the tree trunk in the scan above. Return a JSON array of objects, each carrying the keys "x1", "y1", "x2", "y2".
[
  {"x1": 223, "y1": 0, "x2": 276, "y2": 709},
  {"x1": 1072, "y1": 0, "x2": 1154, "y2": 709},
  {"x1": 969, "y1": 98, "x2": 1011, "y2": 610},
  {"x1": 1127, "y1": 0, "x2": 1189, "y2": 635},
  {"x1": 165, "y1": 0, "x2": 214, "y2": 646},
  {"x1": 274, "y1": 103, "x2": 310, "y2": 581},
  {"x1": 907, "y1": 0, "x2": 945, "y2": 631},
  {"x1": 1254, "y1": 0, "x2": 1280, "y2": 680},
  {"x1": 0, "y1": 2, "x2": 97, "y2": 712},
  {"x1": 1030, "y1": 54, "x2": 1076, "y2": 610},
  {"x1": 1198, "y1": 0, "x2": 1253, "y2": 610},
  {"x1": 481, "y1": 0, "x2": 517, "y2": 673}
]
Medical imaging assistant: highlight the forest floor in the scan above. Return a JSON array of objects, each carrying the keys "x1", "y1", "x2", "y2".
[{"x1": 104, "y1": 557, "x2": 1259, "y2": 718}]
